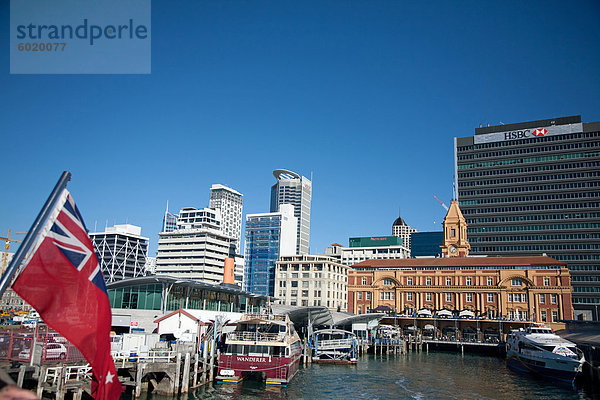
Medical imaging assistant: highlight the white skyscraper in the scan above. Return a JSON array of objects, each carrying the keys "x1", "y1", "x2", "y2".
[
  {"x1": 209, "y1": 184, "x2": 243, "y2": 253},
  {"x1": 270, "y1": 169, "x2": 312, "y2": 255},
  {"x1": 155, "y1": 207, "x2": 243, "y2": 286}
]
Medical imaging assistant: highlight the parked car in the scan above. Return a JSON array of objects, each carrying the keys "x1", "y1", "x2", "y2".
[{"x1": 19, "y1": 343, "x2": 67, "y2": 360}]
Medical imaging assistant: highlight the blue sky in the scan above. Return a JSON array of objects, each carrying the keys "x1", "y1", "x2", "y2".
[{"x1": 1, "y1": 1, "x2": 600, "y2": 255}]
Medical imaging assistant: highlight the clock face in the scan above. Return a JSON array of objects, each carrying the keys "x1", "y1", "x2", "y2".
[{"x1": 449, "y1": 246, "x2": 457, "y2": 254}]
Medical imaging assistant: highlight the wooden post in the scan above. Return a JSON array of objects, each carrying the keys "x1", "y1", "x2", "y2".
[
  {"x1": 174, "y1": 353, "x2": 182, "y2": 394},
  {"x1": 181, "y1": 353, "x2": 190, "y2": 393},
  {"x1": 135, "y1": 363, "x2": 144, "y2": 398},
  {"x1": 36, "y1": 366, "x2": 46, "y2": 398},
  {"x1": 16, "y1": 365, "x2": 26, "y2": 388},
  {"x1": 74, "y1": 387, "x2": 83, "y2": 400},
  {"x1": 193, "y1": 354, "x2": 199, "y2": 388},
  {"x1": 208, "y1": 342, "x2": 216, "y2": 383},
  {"x1": 56, "y1": 365, "x2": 66, "y2": 400}
]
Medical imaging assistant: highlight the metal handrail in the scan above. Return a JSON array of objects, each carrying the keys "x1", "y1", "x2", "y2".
[{"x1": 227, "y1": 332, "x2": 286, "y2": 342}]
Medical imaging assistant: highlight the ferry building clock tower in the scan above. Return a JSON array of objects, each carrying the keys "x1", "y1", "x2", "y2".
[{"x1": 441, "y1": 200, "x2": 470, "y2": 257}]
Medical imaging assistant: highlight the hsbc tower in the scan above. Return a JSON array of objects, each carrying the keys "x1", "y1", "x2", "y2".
[{"x1": 455, "y1": 115, "x2": 600, "y2": 320}]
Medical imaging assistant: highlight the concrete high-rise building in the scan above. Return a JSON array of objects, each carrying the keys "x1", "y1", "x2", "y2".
[
  {"x1": 90, "y1": 224, "x2": 149, "y2": 283},
  {"x1": 155, "y1": 207, "x2": 243, "y2": 286},
  {"x1": 209, "y1": 184, "x2": 243, "y2": 253},
  {"x1": 244, "y1": 204, "x2": 297, "y2": 296},
  {"x1": 392, "y1": 214, "x2": 417, "y2": 254},
  {"x1": 455, "y1": 115, "x2": 600, "y2": 320},
  {"x1": 270, "y1": 169, "x2": 312, "y2": 255}
]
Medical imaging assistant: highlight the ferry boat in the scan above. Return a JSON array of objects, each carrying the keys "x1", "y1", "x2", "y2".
[
  {"x1": 311, "y1": 329, "x2": 357, "y2": 364},
  {"x1": 506, "y1": 325, "x2": 585, "y2": 383},
  {"x1": 216, "y1": 313, "x2": 302, "y2": 386}
]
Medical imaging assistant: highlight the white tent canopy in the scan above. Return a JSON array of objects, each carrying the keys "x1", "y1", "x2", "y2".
[
  {"x1": 417, "y1": 309, "x2": 432, "y2": 317},
  {"x1": 437, "y1": 309, "x2": 453, "y2": 318},
  {"x1": 459, "y1": 310, "x2": 475, "y2": 318}
]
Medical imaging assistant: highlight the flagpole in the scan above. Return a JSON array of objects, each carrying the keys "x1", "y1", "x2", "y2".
[{"x1": 0, "y1": 171, "x2": 71, "y2": 297}]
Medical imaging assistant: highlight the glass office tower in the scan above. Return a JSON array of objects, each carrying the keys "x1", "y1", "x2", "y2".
[
  {"x1": 244, "y1": 204, "x2": 297, "y2": 296},
  {"x1": 455, "y1": 115, "x2": 600, "y2": 320}
]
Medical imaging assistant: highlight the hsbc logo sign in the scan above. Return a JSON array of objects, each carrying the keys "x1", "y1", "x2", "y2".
[
  {"x1": 473, "y1": 122, "x2": 582, "y2": 145},
  {"x1": 503, "y1": 127, "x2": 548, "y2": 141}
]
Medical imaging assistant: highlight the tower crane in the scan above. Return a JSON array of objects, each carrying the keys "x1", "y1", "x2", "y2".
[
  {"x1": 1, "y1": 229, "x2": 26, "y2": 274},
  {"x1": 433, "y1": 195, "x2": 449, "y2": 211}
]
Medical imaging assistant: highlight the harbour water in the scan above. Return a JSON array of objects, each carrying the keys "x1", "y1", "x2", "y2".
[{"x1": 136, "y1": 352, "x2": 599, "y2": 400}]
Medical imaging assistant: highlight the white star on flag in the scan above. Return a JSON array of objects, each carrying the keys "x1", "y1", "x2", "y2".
[{"x1": 105, "y1": 371, "x2": 114, "y2": 384}]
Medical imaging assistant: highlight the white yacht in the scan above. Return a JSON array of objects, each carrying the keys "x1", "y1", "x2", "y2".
[{"x1": 506, "y1": 325, "x2": 585, "y2": 383}]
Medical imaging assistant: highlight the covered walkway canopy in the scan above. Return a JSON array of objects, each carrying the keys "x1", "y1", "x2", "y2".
[{"x1": 271, "y1": 304, "x2": 383, "y2": 332}]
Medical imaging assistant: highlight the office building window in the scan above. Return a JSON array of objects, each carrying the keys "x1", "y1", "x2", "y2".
[
  {"x1": 466, "y1": 293, "x2": 473, "y2": 302},
  {"x1": 487, "y1": 277, "x2": 493, "y2": 286},
  {"x1": 383, "y1": 278, "x2": 392, "y2": 286},
  {"x1": 407, "y1": 278, "x2": 413, "y2": 285},
  {"x1": 446, "y1": 278, "x2": 452, "y2": 285},
  {"x1": 539, "y1": 294, "x2": 545, "y2": 304},
  {"x1": 544, "y1": 277, "x2": 550, "y2": 286},
  {"x1": 466, "y1": 278, "x2": 472, "y2": 286},
  {"x1": 512, "y1": 279, "x2": 521, "y2": 286},
  {"x1": 426, "y1": 293, "x2": 432, "y2": 302},
  {"x1": 445, "y1": 293, "x2": 452, "y2": 302},
  {"x1": 426, "y1": 278, "x2": 432, "y2": 286},
  {"x1": 487, "y1": 293, "x2": 494, "y2": 302},
  {"x1": 551, "y1": 294, "x2": 557, "y2": 304}
]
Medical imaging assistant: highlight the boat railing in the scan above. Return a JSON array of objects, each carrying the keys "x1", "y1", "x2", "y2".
[
  {"x1": 227, "y1": 331, "x2": 286, "y2": 342},
  {"x1": 316, "y1": 338, "x2": 354, "y2": 349},
  {"x1": 240, "y1": 314, "x2": 287, "y2": 322}
]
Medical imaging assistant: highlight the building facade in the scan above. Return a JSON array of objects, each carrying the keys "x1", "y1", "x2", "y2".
[
  {"x1": 324, "y1": 237, "x2": 410, "y2": 266},
  {"x1": 155, "y1": 207, "x2": 242, "y2": 286},
  {"x1": 106, "y1": 276, "x2": 269, "y2": 333},
  {"x1": 392, "y1": 215, "x2": 417, "y2": 254},
  {"x1": 209, "y1": 184, "x2": 243, "y2": 253},
  {"x1": 455, "y1": 115, "x2": 600, "y2": 320},
  {"x1": 90, "y1": 224, "x2": 149, "y2": 283},
  {"x1": 274, "y1": 255, "x2": 349, "y2": 311},
  {"x1": 347, "y1": 257, "x2": 573, "y2": 330},
  {"x1": 244, "y1": 204, "x2": 297, "y2": 296},
  {"x1": 411, "y1": 232, "x2": 443, "y2": 257},
  {"x1": 270, "y1": 169, "x2": 312, "y2": 255}
]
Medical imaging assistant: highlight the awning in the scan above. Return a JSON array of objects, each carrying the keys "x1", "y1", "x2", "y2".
[
  {"x1": 459, "y1": 310, "x2": 475, "y2": 318},
  {"x1": 417, "y1": 309, "x2": 432, "y2": 317},
  {"x1": 437, "y1": 309, "x2": 453, "y2": 317}
]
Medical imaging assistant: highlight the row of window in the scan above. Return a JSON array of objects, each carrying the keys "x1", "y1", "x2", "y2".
[
  {"x1": 458, "y1": 161, "x2": 600, "y2": 179},
  {"x1": 458, "y1": 151, "x2": 600, "y2": 170},
  {"x1": 472, "y1": 244, "x2": 600, "y2": 252},
  {"x1": 461, "y1": 191, "x2": 600, "y2": 206},
  {"x1": 468, "y1": 212, "x2": 600, "y2": 224},
  {"x1": 569, "y1": 265, "x2": 600, "y2": 271},
  {"x1": 462, "y1": 202, "x2": 600, "y2": 215},
  {"x1": 460, "y1": 181, "x2": 600, "y2": 197},
  {"x1": 457, "y1": 140, "x2": 600, "y2": 161},
  {"x1": 573, "y1": 297, "x2": 600, "y2": 304},
  {"x1": 280, "y1": 289, "x2": 347, "y2": 299},
  {"x1": 357, "y1": 292, "x2": 558, "y2": 304},
  {"x1": 469, "y1": 233, "x2": 600, "y2": 242},
  {"x1": 572, "y1": 287, "x2": 600, "y2": 293},
  {"x1": 468, "y1": 223, "x2": 600, "y2": 233},
  {"x1": 459, "y1": 171, "x2": 600, "y2": 188},
  {"x1": 457, "y1": 131, "x2": 600, "y2": 152}
]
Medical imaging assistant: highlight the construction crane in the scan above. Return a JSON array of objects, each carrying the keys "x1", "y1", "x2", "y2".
[
  {"x1": 433, "y1": 195, "x2": 449, "y2": 211},
  {"x1": 1, "y1": 229, "x2": 26, "y2": 274}
]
